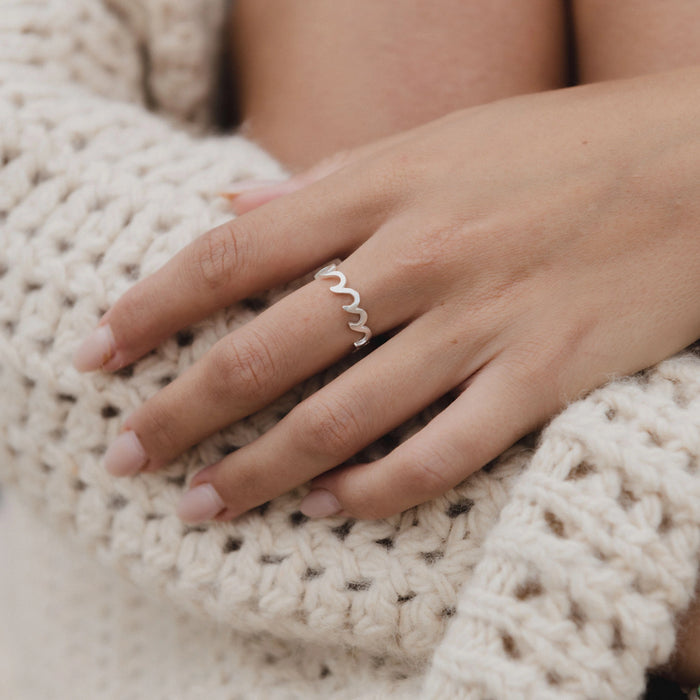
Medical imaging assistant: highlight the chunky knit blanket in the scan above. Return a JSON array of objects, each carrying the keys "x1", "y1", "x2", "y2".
[{"x1": 2, "y1": 1, "x2": 700, "y2": 698}]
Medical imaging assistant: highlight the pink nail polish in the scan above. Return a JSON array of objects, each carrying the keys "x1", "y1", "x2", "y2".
[
  {"x1": 104, "y1": 430, "x2": 148, "y2": 476},
  {"x1": 72, "y1": 324, "x2": 116, "y2": 372},
  {"x1": 299, "y1": 489, "x2": 341, "y2": 518},
  {"x1": 176, "y1": 484, "x2": 225, "y2": 523}
]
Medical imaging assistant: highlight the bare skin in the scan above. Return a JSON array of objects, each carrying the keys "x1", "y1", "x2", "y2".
[
  {"x1": 230, "y1": 0, "x2": 566, "y2": 170},
  {"x1": 74, "y1": 1, "x2": 700, "y2": 689},
  {"x1": 230, "y1": 1, "x2": 700, "y2": 688},
  {"x1": 573, "y1": 2, "x2": 700, "y2": 688}
]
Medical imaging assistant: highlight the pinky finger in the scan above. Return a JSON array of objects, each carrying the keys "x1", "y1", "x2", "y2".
[{"x1": 302, "y1": 357, "x2": 557, "y2": 520}]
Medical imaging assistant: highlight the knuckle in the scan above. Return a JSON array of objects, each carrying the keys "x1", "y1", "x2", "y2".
[
  {"x1": 394, "y1": 223, "x2": 462, "y2": 282},
  {"x1": 194, "y1": 221, "x2": 250, "y2": 292},
  {"x1": 403, "y1": 443, "x2": 457, "y2": 496},
  {"x1": 209, "y1": 329, "x2": 279, "y2": 402},
  {"x1": 294, "y1": 393, "x2": 363, "y2": 458},
  {"x1": 138, "y1": 402, "x2": 181, "y2": 458}
]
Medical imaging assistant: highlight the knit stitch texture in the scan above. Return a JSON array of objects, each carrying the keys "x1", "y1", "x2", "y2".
[{"x1": 1, "y1": 1, "x2": 700, "y2": 698}]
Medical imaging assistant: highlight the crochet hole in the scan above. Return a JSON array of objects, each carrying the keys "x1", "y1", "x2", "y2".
[
  {"x1": 289, "y1": 511, "x2": 308, "y2": 527},
  {"x1": 544, "y1": 511, "x2": 565, "y2": 537},
  {"x1": 331, "y1": 520, "x2": 355, "y2": 541},
  {"x1": 440, "y1": 606, "x2": 456, "y2": 618},
  {"x1": 617, "y1": 487, "x2": 638, "y2": 510},
  {"x1": 644, "y1": 428, "x2": 664, "y2": 447},
  {"x1": 658, "y1": 513, "x2": 673, "y2": 533},
  {"x1": 183, "y1": 525, "x2": 207, "y2": 535},
  {"x1": 501, "y1": 633, "x2": 520, "y2": 659},
  {"x1": 165, "y1": 474, "x2": 186, "y2": 487},
  {"x1": 319, "y1": 665, "x2": 331, "y2": 679},
  {"x1": 566, "y1": 461, "x2": 595, "y2": 481},
  {"x1": 397, "y1": 592, "x2": 416, "y2": 604},
  {"x1": 345, "y1": 579, "x2": 372, "y2": 592},
  {"x1": 101, "y1": 404, "x2": 120, "y2": 419},
  {"x1": 223, "y1": 537, "x2": 243, "y2": 552},
  {"x1": 569, "y1": 601, "x2": 586, "y2": 629},
  {"x1": 242, "y1": 296, "x2": 267, "y2": 312},
  {"x1": 611, "y1": 623, "x2": 625, "y2": 653},
  {"x1": 421, "y1": 550, "x2": 444, "y2": 565},
  {"x1": 122, "y1": 264, "x2": 140, "y2": 280},
  {"x1": 546, "y1": 671, "x2": 562, "y2": 686},
  {"x1": 302, "y1": 567, "x2": 325, "y2": 580},
  {"x1": 175, "y1": 330, "x2": 194, "y2": 347},
  {"x1": 446, "y1": 498, "x2": 474, "y2": 518},
  {"x1": 514, "y1": 578, "x2": 543, "y2": 601},
  {"x1": 73, "y1": 479, "x2": 87, "y2": 491},
  {"x1": 31, "y1": 170, "x2": 50, "y2": 186},
  {"x1": 260, "y1": 554, "x2": 287, "y2": 564},
  {"x1": 57, "y1": 393, "x2": 77, "y2": 403},
  {"x1": 107, "y1": 493, "x2": 128, "y2": 509},
  {"x1": 374, "y1": 537, "x2": 394, "y2": 550},
  {"x1": 219, "y1": 443, "x2": 239, "y2": 456},
  {"x1": 115, "y1": 365, "x2": 134, "y2": 379}
]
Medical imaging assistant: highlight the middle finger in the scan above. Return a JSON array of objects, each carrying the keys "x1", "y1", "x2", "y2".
[{"x1": 181, "y1": 308, "x2": 489, "y2": 523}]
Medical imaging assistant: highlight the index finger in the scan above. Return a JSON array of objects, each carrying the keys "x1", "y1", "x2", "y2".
[{"x1": 72, "y1": 172, "x2": 381, "y2": 373}]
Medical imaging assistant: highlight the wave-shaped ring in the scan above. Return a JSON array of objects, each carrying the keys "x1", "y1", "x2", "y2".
[{"x1": 314, "y1": 263, "x2": 373, "y2": 349}]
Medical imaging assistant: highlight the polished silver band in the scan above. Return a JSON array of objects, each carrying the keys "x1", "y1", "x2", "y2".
[{"x1": 314, "y1": 263, "x2": 372, "y2": 349}]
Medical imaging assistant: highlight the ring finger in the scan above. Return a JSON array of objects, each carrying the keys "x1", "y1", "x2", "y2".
[{"x1": 104, "y1": 255, "x2": 420, "y2": 476}]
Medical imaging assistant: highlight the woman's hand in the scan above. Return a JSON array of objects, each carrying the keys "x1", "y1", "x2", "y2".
[{"x1": 73, "y1": 67, "x2": 700, "y2": 524}]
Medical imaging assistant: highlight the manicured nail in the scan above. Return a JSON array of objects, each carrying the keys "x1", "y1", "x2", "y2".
[
  {"x1": 176, "y1": 484, "x2": 226, "y2": 523},
  {"x1": 104, "y1": 430, "x2": 148, "y2": 476},
  {"x1": 218, "y1": 179, "x2": 284, "y2": 200},
  {"x1": 72, "y1": 324, "x2": 116, "y2": 372},
  {"x1": 299, "y1": 489, "x2": 341, "y2": 518}
]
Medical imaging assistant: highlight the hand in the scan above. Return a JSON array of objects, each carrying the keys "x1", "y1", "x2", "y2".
[{"x1": 73, "y1": 67, "x2": 700, "y2": 524}]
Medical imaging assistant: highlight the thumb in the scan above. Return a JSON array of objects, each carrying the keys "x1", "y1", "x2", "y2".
[{"x1": 220, "y1": 149, "x2": 361, "y2": 216}]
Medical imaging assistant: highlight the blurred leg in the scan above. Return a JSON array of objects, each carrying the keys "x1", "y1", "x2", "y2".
[
  {"x1": 230, "y1": 0, "x2": 566, "y2": 169},
  {"x1": 573, "y1": 0, "x2": 700, "y2": 82}
]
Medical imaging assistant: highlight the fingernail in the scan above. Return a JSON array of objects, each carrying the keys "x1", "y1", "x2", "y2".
[
  {"x1": 176, "y1": 484, "x2": 226, "y2": 523},
  {"x1": 72, "y1": 324, "x2": 116, "y2": 372},
  {"x1": 299, "y1": 489, "x2": 341, "y2": 518},
  {"x1": 218, "y1": 179, "x2": 284, "y2": 200},
  {"x1": 104, "y1": 430, "x2": 148, "y2": 476}
]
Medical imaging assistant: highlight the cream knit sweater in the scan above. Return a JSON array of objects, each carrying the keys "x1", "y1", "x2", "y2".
[{"x1": 1, "y1": 1, "x2": 700, "y2": 698}]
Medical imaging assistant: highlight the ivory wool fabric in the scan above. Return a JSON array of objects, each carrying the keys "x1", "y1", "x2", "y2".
[{"x1": 2, "y1": 1, "x2": 700, "y2": 698}]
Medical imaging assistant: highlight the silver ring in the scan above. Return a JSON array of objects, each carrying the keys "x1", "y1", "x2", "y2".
[{"x1": 314, "y1": 263, "x2": 372, "y2": 349}]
